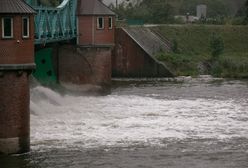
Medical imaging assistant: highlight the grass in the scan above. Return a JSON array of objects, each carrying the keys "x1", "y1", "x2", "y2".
[
  {"x1": 152, "y1": 25, "x2": 248, "y2": 78},
  {"x1": 216, "y1": 52, "x2": 248, "y2": 78}
]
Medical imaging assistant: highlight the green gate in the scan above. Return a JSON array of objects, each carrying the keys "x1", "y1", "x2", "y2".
[{"x1": 33, "y1": 48, "x2": 57, "y2": 84}]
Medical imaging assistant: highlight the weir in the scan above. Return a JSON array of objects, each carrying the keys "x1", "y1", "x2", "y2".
[
  {"x1": 0, "y1": 0, "x2": 173, "y2": 155},
  {"x1": 0, "y1": 0, "x2": 77, "y2": 154}
]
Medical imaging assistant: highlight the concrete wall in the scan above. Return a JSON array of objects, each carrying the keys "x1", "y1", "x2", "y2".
[
  {"x1": 0, "y1": 15, "x2": 35, "y2": 64},
  {"x1": 78, "y1": 16, "x2": 115, "y2": 46},
  {"x1": 57, "y1": 45, "x2": 112, "y2": 92},
  {"x1": 112, "y1": 28, "x2": 173, "y2": 77}
]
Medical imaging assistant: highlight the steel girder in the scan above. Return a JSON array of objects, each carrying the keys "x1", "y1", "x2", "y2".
[{"x1": 26, "y1": 0, "x2": 77, "y2": 44}]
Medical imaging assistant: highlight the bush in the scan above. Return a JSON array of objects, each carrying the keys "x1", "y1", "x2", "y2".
[
  {"x1": 210, "y1": 33, "x2": 224, "y2": 59},
  {"x1": 172, "y1": 39, "x2": 179, "y2": 53},
  {"x1": 155, "y1": 52, "x2": 198, "y2": 76}
]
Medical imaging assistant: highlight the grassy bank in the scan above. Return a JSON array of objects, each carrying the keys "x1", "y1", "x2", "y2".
[{"x1": 152, "y1": 25, "x2": 248, "y2": 78}]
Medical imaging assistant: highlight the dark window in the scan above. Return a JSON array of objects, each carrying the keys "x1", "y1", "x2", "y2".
[
  {"x1": 108, "y1": 17, "x2": 113, "y2": 29},
  {"x1": 2, "y1": 17, "x2": 13, "y2": 38},
  {"x1": 97, "y1": 17, "x2": 104, "y2": 29},
  {"x1": 22, "y1": 17, "x2": 29, "y2": 38}
]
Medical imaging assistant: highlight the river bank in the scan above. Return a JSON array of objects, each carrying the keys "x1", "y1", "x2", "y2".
[{"x1": 151, "y1": 25, "x2": 248, "y2": 78}]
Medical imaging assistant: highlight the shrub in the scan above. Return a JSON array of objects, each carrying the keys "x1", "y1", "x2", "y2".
[
  {"x1": 210, "y1": 33, "x2": 224, "y2": 59},
  {"x1": 172, "y1": 39, "x2": 179, "y2": 53}
]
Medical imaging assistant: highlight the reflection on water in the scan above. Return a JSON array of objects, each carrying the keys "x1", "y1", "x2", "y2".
[{"x1": 1, "y1": 77, "x2": 248, "y2": 168}]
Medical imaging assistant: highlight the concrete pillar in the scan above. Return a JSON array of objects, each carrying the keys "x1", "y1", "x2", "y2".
[{"x1": 0, "y1": 65, "x2": 34, "y2": 154}]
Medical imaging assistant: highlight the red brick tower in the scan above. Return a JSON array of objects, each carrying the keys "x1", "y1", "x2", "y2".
[
  {"x1": 77, "y1": 0, "x2": 115, "y2": 46},
  {"x1": 58, "y1": 0, "x2": 116, "y2": 92},
  {"x1": 0, "y1": 0, "x2": 36, "y2": 154}
]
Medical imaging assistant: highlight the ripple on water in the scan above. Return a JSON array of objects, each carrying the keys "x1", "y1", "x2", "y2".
[
  {"x1": 2, "y1": 78, "x2": 246, "y2": 168},
  {"x1": 30, "y1": 81, "x2": 248, "y2": 150}
]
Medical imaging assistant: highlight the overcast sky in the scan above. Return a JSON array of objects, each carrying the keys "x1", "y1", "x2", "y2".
[{"x1": 102, "y1": 0, "x2": 125, "y2": 6}]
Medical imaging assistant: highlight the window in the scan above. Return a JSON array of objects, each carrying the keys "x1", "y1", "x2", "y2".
[
  {"x1": 22, "y1": 17, "x2": 30, "y2": 38},
  {"x1": 97, "y1": 17, "x2": 104, "y2": 29},
  {"x1": 2, "y1": 17, "x2": 13, "y2": 38},
  {"x1": 108, "y1": 17, "x2": 113, "y2": 29}
]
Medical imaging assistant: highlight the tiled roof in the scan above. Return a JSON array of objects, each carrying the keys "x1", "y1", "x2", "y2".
[
  {"x1": 77, "y1": 0, "x2": 115, "y2": 16},
  {"x1": 0, "y1": 0, "x2": 36, "y2": 14}
]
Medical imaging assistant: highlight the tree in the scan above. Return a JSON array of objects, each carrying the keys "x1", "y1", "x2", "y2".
[
  {"x1": 210, "y1": 34, "x2": 224, "y2": 59},
  {"x1": 114, "y1": 0, "x2": 175, "y2": 24},
  {"x1": 149, "y1": 2, "x2": 174, "y2": 23},
  {"x1": 245, "y1": 0, "x2": 248, "y2": 23}
]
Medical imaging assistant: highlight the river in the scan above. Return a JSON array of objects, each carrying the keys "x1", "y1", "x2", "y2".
[{"x1": 1, "y1": 76, "x2": 248, "y2": 168}]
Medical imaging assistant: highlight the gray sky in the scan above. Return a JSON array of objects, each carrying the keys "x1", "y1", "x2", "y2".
[{"x1": 102, "y1": 0, "x2": 125, "y2": 6}]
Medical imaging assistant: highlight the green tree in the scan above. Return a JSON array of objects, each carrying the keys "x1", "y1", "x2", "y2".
[
  {"x1": 172, "y1": 39, "x2": 179, "y2": 53},
  {"x1": 245, "y1": 0, "x2": 248, "y2": 23},
  {"x1": 235, "y1": 0, "x2": 248, "y2": 24},
  {"x1": 114, "y1": 0, "x2": 175, "y2": 24},
  {"x1": 210, "y1": 33, "x2": 224, "y2": 58},
  {"x1": 149, "y1": 2, "x2": 174, "y2": 23}
]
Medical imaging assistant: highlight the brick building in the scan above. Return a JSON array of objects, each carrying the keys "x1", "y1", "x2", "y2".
[
  {"x1": 77, "y1": 0, "x2": 115, "y2": 46},
  {"x1": 0, "y1": 0, "x2": 35, "y2": 64},
  {"x1": 57, "y1": 0, "x2": 115, "y2": 93},
  {"x1": 0, "y1": 0, "x2": 35, "y2": 154}
]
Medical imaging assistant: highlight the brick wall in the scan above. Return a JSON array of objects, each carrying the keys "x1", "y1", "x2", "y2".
[
  {"x1": 78, "y1": 16, "x2": 115, "y2": 46},
  {"x1": 57, "y1": 45, "x2": 112, "y2": 92},
  {"x1": 0, "y1": 15, "x2": 34, "y2": 64},
  {"x1": 112, "y1": 28, "x2": 173, "y2": 77},
  {"x1": 0, "y1": 71, "x2": 30, "y2": 153}
]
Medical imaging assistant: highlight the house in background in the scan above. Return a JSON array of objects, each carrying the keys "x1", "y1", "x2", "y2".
[
  {"x1": 197, "y1": 4, "x2": 207, "y2": 19},
  {"x1": 77, "y1": 0, "x2": 116, "y2": 46}
]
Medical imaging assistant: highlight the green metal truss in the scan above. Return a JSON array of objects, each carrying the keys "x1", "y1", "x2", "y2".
[{"x1": 26, "y1": 0, "x2": 77, "y2": 44}]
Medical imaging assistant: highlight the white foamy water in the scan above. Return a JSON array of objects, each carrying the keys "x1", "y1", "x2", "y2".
[{"x1": 30, "y1": 79, "x2": 248, "y2": 151}]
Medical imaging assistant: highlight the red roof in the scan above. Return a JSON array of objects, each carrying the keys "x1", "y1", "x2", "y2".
[
  {"x1": 77, "y1": 0, "x2": 115, "y2": 16},
  {"x1": 0, "y1": 0, "x2": 36, "y2": 14}
]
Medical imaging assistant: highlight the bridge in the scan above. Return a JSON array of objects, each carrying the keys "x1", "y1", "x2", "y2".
[{"x1": 26, "y1": 0, "x2": 77, "y2": 44}]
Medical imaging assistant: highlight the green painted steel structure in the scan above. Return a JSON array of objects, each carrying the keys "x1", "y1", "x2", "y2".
[
  {"x1": 25, "y1": 0, "x2": 78, "y2": 82},
  {"x1": 33, "y1": 48, "x2": 57, "y2": 84},
  {"x1": 26, "y1": 0, "x2": 77, "y2": 45}
]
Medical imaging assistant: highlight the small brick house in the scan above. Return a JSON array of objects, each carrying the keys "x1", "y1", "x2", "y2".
[
  {"x1": 58, "y1": 0, "x2": 115, "y2": 92},
  {"x1": 0, "y1": 0, "x2": 35, "y2": 65},
  {"x1": 77, "y1": 0, "x2": 115, "y2": 46}
]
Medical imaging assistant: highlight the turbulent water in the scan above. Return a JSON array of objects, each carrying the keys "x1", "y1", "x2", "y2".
[{"x1": 1, "y1": 76, "x2": 248, "y2": 168}]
